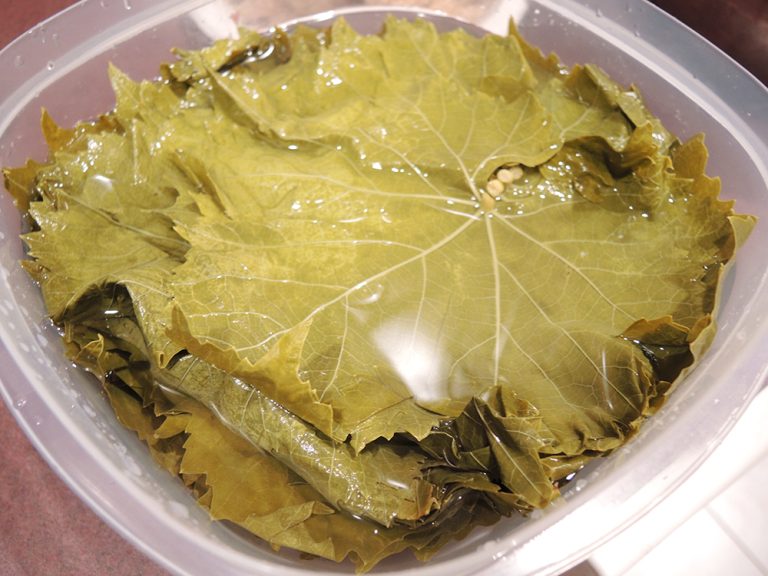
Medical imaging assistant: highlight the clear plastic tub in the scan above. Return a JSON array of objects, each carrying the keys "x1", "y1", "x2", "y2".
[{"x1": 1, "y1": 1, "x2": 767, "y2": 575}]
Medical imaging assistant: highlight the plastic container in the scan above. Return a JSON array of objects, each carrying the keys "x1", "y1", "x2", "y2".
[{"x1": 1, "y1": 1, "x2": 767, "y2": 575}]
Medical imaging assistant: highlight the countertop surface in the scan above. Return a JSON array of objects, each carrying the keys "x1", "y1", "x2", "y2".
[{"x1": 1, "y1": 1, "x2": 766, "y2": 576}]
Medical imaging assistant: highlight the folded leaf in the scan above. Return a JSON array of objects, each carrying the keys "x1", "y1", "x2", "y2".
[{"x1": 4, "y1": 15, "x2": 755, "y2": 572}]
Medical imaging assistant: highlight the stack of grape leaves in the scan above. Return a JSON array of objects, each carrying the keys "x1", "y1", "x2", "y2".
[{"x1": 3, "y1": 16, "x2": 754, "y2": 572}]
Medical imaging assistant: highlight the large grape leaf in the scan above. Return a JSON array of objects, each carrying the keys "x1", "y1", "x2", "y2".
[
  {"x1": 4, "y1": 15, "x2": 755, "y2": 564},
  {"x1": 158, "y1": 17, "x2": 747, "y2": 463}
]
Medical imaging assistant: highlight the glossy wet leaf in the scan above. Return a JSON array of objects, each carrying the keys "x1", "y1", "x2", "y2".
[{"x1": 4, "y1": 15, "x2": 754, "y2": 571}]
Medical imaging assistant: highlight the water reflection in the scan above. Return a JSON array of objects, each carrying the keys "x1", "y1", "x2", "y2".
[{"x1": 373, "y1": 315, "x2": 449, "y2": 404}]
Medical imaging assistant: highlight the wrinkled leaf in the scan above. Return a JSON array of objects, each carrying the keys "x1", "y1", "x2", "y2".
[{"x1": 3, "y1": 15, "x2": 755, "y2": 572}]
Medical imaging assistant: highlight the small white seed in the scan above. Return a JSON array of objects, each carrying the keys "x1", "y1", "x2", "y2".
[
  {"x1": 508, "y1": 165, "x2": 524, "y2": 181},
  {"x1": 486, "y1": 179, "x2": 504, "y2": 196},
  {"x1": 496, "y1": 168, "x2": 514, "y2": 183},
  {"x1": 480, "y1": 191, "x2": 496, "y2": 211}
]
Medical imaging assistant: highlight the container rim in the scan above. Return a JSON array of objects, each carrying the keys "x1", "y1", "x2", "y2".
[{"x1": 1, "y1": 2, "x2": 767, "y2": 575}]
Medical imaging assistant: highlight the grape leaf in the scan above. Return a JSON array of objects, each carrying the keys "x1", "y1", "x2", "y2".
[
  {"x1": 4, "y1": 15, "x2": 755, "y2": 570},
  {"x1": 57, "y1": 285, "x2": 511, "y2": 570},
  {"x1": 158, "y1": 17, "x2": 748, "y2": 462}
]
